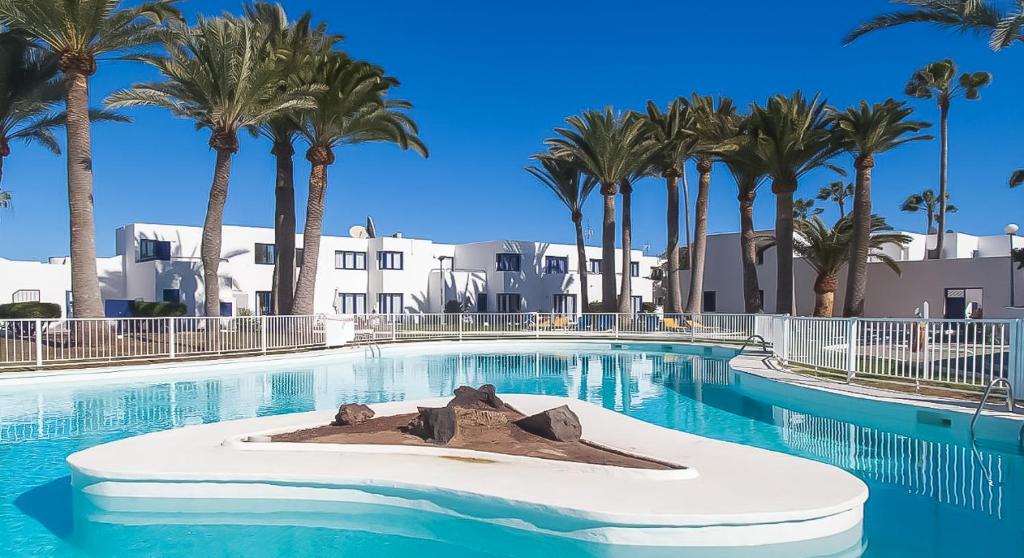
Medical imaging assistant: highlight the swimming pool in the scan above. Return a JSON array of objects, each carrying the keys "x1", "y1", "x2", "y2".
[{"x1": 0, "y1": 341, "x2": 1020, "y2": 557}]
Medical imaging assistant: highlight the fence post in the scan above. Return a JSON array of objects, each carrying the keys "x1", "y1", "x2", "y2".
[
  {"x1": 780, "y1": 315, "x2": 791, "y2": 363},
  {"x1": 458, "y1": 315, "x2": 464, "y2": 342},
  {"x1": 1009, "y1": 319, "x2": 1023, "y2": 396},
  {"x1": 168, "y1": 317, "x2": 176, "y2": 359},
  {"x1": 846, "y1": 318, "x2": 859, "y2": 383},
  {"x1": 34, "y1": 319, "x2": 43, "y2": 368},
  {"x1": 260, "y1": 315, "x2": 268, "y2": 354},
  {"x1": 535, "y1": 312, "x2": 540, "y2": 339},
  {"x1": 614, "y1": 314, "x2": 619, "y2": 339},
  {"x1": 392, "y1": 318, "x2": 397, "y2": 342},
  {"x1": 690, "y1": 313, "x2": 696, "y2": 343}
]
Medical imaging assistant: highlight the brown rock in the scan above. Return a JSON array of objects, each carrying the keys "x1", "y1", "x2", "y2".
[
  {"x1": 514, "y1": 405, "x2": 582, "y2": 442},
  {"x1": 448, "y1": 384, "x2": 505, "y2": 410},
  {"x1": 453, "y1": 407, "x2": 511, "y2": 429},
  {"x1": 333, "y1": 403, "x2": 374, "y2": 426}
]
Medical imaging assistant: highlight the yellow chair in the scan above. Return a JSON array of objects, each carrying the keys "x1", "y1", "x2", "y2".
[{"x1": 663, "y1": 317, "x2": 688, "y2": 332}]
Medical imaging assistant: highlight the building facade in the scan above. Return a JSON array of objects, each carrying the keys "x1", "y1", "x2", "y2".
[{"x1": 0, "y1": 223, "x2": 660, "y2": 317}]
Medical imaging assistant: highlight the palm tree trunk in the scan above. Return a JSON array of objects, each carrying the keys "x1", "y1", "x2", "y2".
[
  {"x1": 739, "y1": 186, "x2": 761, "y2": 313},
  {"x1": 201, "y1": 145, "x2": 235, "y2": 318},
  {"x1": 682, "y1": 163, "x2": 693, "y2": 270},
  {"x1": 926, "y1": 209, "x2": 934, "y2": 237},
  {"x1": 617, "y1": 182, "x2": 633, "y2": 314},
  {"x1": 64, "y1": 69, "x2": 103, "y2": 319},
  {"x1": 685, "y1": 158, "x2": 712, "y2": 313},
  {"x1": 664, "y1": 171, "x2": 682, "y2": 313},
  {"x1": 842, "y1": 155, "x2": 874, "y2": 317},
  {"x1": 292, "y1": 147, "x2": 334, "y2": 316},
  {"x1": 600, "y1": 184, "x2": 617, "y2": 312},
  {"x1": 838, "y1": 199, "x2": 845, "y2": 218},
  {"x1": 774, "y1": 180, "x2": 796, "y2": 315},
  {"x1": 271, "y1": 142, "x2": 296, "y2": 315},
  {"x1": 813, "y1": 273, "x2": 837, "y2": 317},
  {"x1": 573, "y1": 212, "x2": 589, "y2": 312},
  {"x1": 934, "y1": 100, "x2": 949, "y2": 259}
]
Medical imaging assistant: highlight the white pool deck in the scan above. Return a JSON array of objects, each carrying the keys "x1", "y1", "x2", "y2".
[{"x1": 68, "y1": 394, "x2": 867, "y2": 548}]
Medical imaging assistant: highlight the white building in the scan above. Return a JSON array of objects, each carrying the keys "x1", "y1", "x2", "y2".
[
  {"x1": 0, "y1": 223, "x2": 660, "y2": 317},
  {"x1": 671, "y1": 230, "x2": 1024, "y2": 319}
]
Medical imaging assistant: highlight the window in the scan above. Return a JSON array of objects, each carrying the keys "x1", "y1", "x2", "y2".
[
  {"x1": 495, "y1": 253, "x2": 521, "y2": 272},
  {"x1": 11, "y1": 289, "x2": 40, "y2": 303},
  {"x1": 255, "y1": 243, "x2": 276, "y2": 265},
  {"x1": 139, "y1": 239, "x2": 170, "y2": 262},
  {"x1": 497, "y1": 293, "x2": 521, "y2": 313},
  {"x1": 703, "y1": 291, "x2": 717, "y2": 313},
  {"x1": 630, "y1": 261, "x2": 640, "y2": 277},
  {"x1": 256, "y1": 290, "x2": 273, "y2": 316},
  {"x1": 631, "y1": 295, "x2": 643, "y2": 314},
  {"x1": 588, "y1": 259, "x2": 602, "y2": 274},
  {"x1": 378, "y1": 293, "x2": 404, "y2": 314},
  {"x1": 545, "y1": 256, "x2": 568, "y2": 274},
  {"x1": 377, "y1": 251, "x2": 404, "y2": 270},
  {"x1": 335, "y1": 250, "x2": 367, "y2": 270},
  {"x1": 162, "y1": 289, "x2": 180, "y2": 304},
  {"x1": 336, "y1": 293, "x2": 366, "y2": 314},
  {"x1": 295, "y1": 248, "x2": 304, "y2": 267},
  {"x1": 553, "y1": 294, "x2": 577, "y2": 314}
]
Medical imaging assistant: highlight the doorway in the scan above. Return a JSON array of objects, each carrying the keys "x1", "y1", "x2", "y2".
[{"x1": 943, "y1": 288, "x2": 983, "y2": 319}]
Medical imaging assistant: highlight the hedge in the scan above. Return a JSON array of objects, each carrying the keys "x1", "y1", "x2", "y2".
[
  {"x1": 0, "y1": 302, "x2": 62, "y2": 319},
  {"x1": 130, "y1": 300, "x2": 187, "y2": 317}
]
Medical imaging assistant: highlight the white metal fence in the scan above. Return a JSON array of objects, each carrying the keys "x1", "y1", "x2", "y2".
[{"x1": 1, "y1": 311, "x2": 1022, "y2": 394}]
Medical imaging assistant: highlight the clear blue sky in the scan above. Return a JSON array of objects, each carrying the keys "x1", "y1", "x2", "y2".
[{"x1": 2, "y1": 0, "x2": 1023, "y2": 260}]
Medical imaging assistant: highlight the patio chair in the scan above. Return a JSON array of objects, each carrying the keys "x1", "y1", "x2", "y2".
[{"x1": 663, "y1": 317, "x2": 688, "y2": 332}]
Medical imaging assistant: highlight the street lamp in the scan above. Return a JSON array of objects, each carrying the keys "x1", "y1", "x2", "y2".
[{"x1": 1006, "y1": 223, "x2": 1019, "y2": 307}]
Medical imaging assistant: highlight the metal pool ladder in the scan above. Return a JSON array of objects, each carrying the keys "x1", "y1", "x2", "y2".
[
  {"x1": 739, "y1": 334, "x2": 769, "y2": 353},
  {"x1": 969, "y1": 377, "x2": 1024, "y2": 449},
  {"x1": 364, "y1": 342, "x2": 382, "y2": 359}
]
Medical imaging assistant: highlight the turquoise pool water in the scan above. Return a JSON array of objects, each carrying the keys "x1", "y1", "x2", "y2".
[{"x1": 0, "y1": 342, "x2": 1021, "y2": 557}]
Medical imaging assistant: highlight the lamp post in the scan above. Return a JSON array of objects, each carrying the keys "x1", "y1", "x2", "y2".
[{"x1": 1006, "y1": 223, "x2": 1019, "y2": 307}]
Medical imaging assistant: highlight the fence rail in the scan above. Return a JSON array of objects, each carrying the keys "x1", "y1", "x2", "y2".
[{"x1": 1, "y1": 311, "x2": 1023, "y2": 395}]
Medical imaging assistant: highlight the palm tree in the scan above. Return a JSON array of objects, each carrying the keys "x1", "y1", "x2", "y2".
[
  {"x1": 290, "y1": 54, "x2": 426, "y2": 316},
  {"x1": 547, "y1": 108, "x2": 656, "y2": 312},
  {"x1": 844, "y1": 1, "x2": 1017, "y2": 50},
  {"x1": 745, "y1": 92, "x2": 841, "y2": 314},
  {"x1": 106, "y1": 17, "x2": 318, "y2": 318},
  {"x1": 831, "y1": 99, "x2": 931, "y2": 317},
  {"x1": 0, "y1": 32, "x2": 127, "y2": 210},
  {"x1": 245, "y1": 2, "x2": 340, "y2": 316},
  {"x1": 758, "y1": 216, "x2": 910, "y2": 317},
  {"x1": 901, "y1": 188, "x2": 957, "y2": 234},
  {"x1": 793, "y1": 198, "x2": 823, "y2": 220},
  {"x1": 903, "y1": 60, "x2": 989, "y2": 258},
  {"x1": 0, "y1": 0, "x2": 181, "y2": 318},
  {"x1": 720, "y1": 122, "x2": 769, "y2": 313},
  {"x1": 643, "y1": 98, "x2": 693, "y2": 314},
  {"x1": 526, "y1": 153, "x2": 597, "y2": 311},
  {"x1": 683, "y1": 94, "x2": 737, "y2": 314},
  {"x1": 816, "y1": 181, "x2": 853, "y2": 217}
]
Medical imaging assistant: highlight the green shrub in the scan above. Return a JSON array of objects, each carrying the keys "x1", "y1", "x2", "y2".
[
  {"x1": 444, "y1": 300, "x2": 465, "y2": 314},
  {"x1": 0, "y1": 302, "x2": 61, "y2": 319},
  {"x1": 130, "y1": 300, "x2": 187, "y2": 317}
]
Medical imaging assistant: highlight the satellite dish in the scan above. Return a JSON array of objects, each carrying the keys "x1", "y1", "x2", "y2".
[
  {"x1": 366, "y1": 216, "x2": 377, "y2": 238},
  {"x1": 348, "y1": 225, "x2": 369, "y2": 239}
]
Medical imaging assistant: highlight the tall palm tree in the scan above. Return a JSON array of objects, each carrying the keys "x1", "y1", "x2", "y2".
[
  {"x1": 0, "y1": 32, "x2": 127, "y2": 208},
  {"x1": 683, "y1": 94, "x2": 737, "y2": 314},
  {"x1": 844, "y1": 1, "x2": 1016, "y2": 49},
  {"x1": 901, "y1": 188, "x2": 957, "y2": 234},
  {"x1": 720, "y1": 122, "x2": 769, "y2": 313},
  {"x1": 816, "y1": 181, "x2": 853, "y2": 217},
  {"x1": 903, "y1": 60, "x2": 989, "y2": 258},
  {"x1": 106, "y1": 17, "x2": 318, "y2": 318},
  {"x1": 245, "y1": 2, "x2": 341, "y2": 316},
  {"x1": 547, "y1": 108, "x2": 655, "y2": 312},
  {"x1": 745, "y1": 92, "x2": 841, "y2": 314},
  {"x1": 0, "y1": 0, "x2": 181, "y2": 318},
  {"x1": 643, "y1": 98, "x2": 695, "y2": 314},
  {"x1": 290, "y1": 55, "x2": 426, "y2": 316},
  {"x1": 830, "y1": 99, "x2": 931, "y2": 317},
  {"x1": 793, "y1": 198, "x2": 823, "y2": 220},
  {"x1": 758, "y1": 216, "x2": 910, "y2": 317},
  {"x1": 526, "y1": 153, "x2": 597, "y2": 311}
]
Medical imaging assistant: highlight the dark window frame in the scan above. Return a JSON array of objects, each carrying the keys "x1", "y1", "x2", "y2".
[
  {"x1": 255, "y1": 243, "x2": 277, "y2": 265},
  {"x1": 335, "y1": 250, "x2": 367, "y2": 270},
  {"x1": 545, "y1": 256, "x2": 569, "y2": 274},
  {"x1": 337, "y1": 292, "x2": 367, "y2": 314},
  {"x1": 139, "y1": 239, "x2": 171, "y2": 262},
  {"x1": 630, "y1": 261, "x2": 641, "y2": 277},
  {"x1": 496, "y1": 293, "x2": 522, "y2": 313},
  {"x1": 588, "y1": 259, "x2": 602, "y2": 274},
  {"x1": 495, "y1": 253, "x2": 521, "y2": 272},
  {"x1": 377, "y1": 251, "x2": 404, "y2": 270}
]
